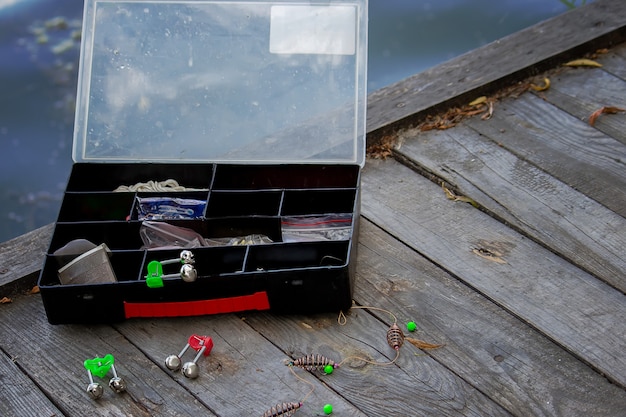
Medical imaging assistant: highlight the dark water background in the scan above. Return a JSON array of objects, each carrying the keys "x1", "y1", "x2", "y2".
[{"x1": 0, "y1": 0, "x2": 588, "y2": 243}]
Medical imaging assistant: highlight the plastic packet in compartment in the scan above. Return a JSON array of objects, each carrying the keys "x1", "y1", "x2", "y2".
[
  {"x1": 205, "y1": 234, "x2": 273, "y2": 247},
  {"x1": 281, "y1": 214, "x2": 352, "y2": 242},
  {"x1": 140, "y1": 221, "x2": 207, "y2": 249},
  {"x1": 136, "y1": 197, "x2": 206, "y2": 220}
]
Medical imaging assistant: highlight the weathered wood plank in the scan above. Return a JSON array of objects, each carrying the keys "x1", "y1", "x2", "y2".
[
  {"x1": 599, "y1": 41, "x2": 626, "y2": 80},
  {"x1": 537, "y1": 66, "x2": 626, "y2": 145},
  {"x1": 394, "y1": 123, "x2": 626, "y2": 292},
  {"x1": 465, "y1": 93, "x2": 626, "y2": 217},
  {"x1": 0, "y1": 293, "x2": 217, "y2": 417},
  {"x1": 365, "y1": 0, "x2": 626, "y2": 140},
  {"x1": 360, "y1": 158, "x2": 626, "y2": 388},
  {"x1": 115, "y1": 315, "x2": 368, "y2": 416},
  {"x1": 0, "y1": 223, "x2": 53, "y2": 296},
  {"x1": 352, "y1": 219, "x2": 626, "y2": 416},
  {"x1": 243, "y1": 312, "x2": 511, "y2": 417},
  {"x1": 0, "y1": 352, "x2": 63, "y2": 417}
]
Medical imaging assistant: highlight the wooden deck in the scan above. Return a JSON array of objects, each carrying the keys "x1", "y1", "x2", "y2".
[{"x1": 1, "y1": 0, "x2": 625, "y2": 415}]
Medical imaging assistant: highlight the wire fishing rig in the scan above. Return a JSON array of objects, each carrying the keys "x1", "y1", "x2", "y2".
[
  {"x1": 83, "y1": 354, "x2": 126, "y2": 400},
  {"x1": 287, "y1": 354, "x2": 339, "y2": 374},
  {"x1": 289, "y1": 323, "x2": 406, "y2": 374},
  {"x1": 261, "y1": 401, "x2": 303, "y2": 417}
]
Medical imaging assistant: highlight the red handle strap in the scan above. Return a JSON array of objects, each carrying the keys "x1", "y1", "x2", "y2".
[{"x1": 124, "y1": 291, "x2": 270, "y2": 318}]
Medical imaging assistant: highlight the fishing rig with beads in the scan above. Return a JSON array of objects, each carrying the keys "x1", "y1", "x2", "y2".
[{"x1": 260, "y1": 305, "x2": 442, "y2": 416}]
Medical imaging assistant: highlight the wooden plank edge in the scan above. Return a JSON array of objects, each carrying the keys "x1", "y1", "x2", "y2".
[
  {"x1": 0, "y1": 223, "x2": 53, "y2": 297},
  {"x1": 365, "y1": 0, "x2": 626, "y2": 144}
]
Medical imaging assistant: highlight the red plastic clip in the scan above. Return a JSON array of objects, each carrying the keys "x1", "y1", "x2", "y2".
[
  {"x1": 188, "y1": 334, "x2": 213, "y2": 356},
  {"x1": 165, "y1": 334, "x2": 214, "y2": 379}
]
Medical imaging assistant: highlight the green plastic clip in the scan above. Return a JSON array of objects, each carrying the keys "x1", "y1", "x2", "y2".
[
  {"x1": 84, "y1": 354, "x2": 115, "y2": 378},
  {"x1": 145, "y1": 260, "x2": 164, "y2": 288}
]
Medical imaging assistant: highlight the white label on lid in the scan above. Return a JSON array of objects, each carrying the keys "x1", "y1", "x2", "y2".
[{"x1": 269, "y1": 5, "x2": 356, "y2": 55}]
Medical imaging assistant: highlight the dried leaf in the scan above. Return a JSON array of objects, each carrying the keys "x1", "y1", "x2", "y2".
[
  {"x1": 469, "y1": 96, "x2": 487, "y2": 106},
  {"x1": 300, "y1": 322, "x2": 313, "y2": 329},
  {"x1": 367, "y1": 134, "x2": 396, "y2": 159},
  {"x1": 442, "y1": 183, "x2": 456, "y2": 200},
  {"x1": 563, "y1": 58, "x2": 602, "y2": 68},
  {"x1": 454, "y1": 195, "x2": 479, "y2": 208},
  {"x1": 442, "y1": 183, "x2": 479, "y2": 208},
  {"x1": 530, "y1": 77, "x2": 551, "y2": 92},
  {"x1": 589, "y1": 106, "x2": 626, "y2": 126},
  {"x1": 30, "y1": 285, "x2": 40, "y2": 294},
  {"x1": 406, "y1": 337, "x2": 445, "y2": 350},
  {"x1": 0, "y1": 297, "x2": 12, "y2": 304},
  {"x1": 480, "y1": 101, "x2": 494, "y2": 120}
]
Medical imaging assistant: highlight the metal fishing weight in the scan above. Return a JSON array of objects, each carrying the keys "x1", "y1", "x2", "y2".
[
  {"x1": 161, "y1": 250, "x2": 195, "y2": 266},
  {"x1": 165, "y1": 334, "x2": 213, "y2": 379},
  {"x1": 386, "y1": 323, "x2": 405, "y2": 351},
  {"x1": 261, "y1": 401, "x2": 303, "y2": 417}
]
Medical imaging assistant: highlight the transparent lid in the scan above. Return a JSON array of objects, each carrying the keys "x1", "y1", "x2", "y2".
[{"x1": 73, "y1": 0, "x2": 368, "y2": 165}]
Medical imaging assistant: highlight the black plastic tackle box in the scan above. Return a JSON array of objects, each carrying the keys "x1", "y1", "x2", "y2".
[{"x1": 38, "y1": 0, "x2": 368, "y2": 324}]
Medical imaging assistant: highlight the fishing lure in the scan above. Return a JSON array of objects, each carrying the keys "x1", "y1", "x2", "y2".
[
  {"x1": 261, "y1": 401, "x2": 303, "y2": 417},
  {"x1": 288, "y1": 354, "x2": 339, "y2": 373},
  {"x1": 386, "y1": 323, "x2": 405, "y2": 351}
]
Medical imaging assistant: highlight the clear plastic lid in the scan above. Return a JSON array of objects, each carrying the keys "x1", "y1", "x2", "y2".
[{"x1": 73, "y1": 0, "x2": 368, "y2": 165}]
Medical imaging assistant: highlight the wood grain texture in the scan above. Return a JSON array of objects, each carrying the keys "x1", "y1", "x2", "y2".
[
  {"x1": 353, "y1": 219, "x2": 626, "y2": 417},
  {"x1": 599, "y1": 42, "x2": 626, "y2": 80},
  {"x1": 0, "y1": 352, "x2": 63, "y2": 417},
  {"x1": 394, "y1": 123, "x2": 626, "y2": 292},
  {"x1": 465, "y1": 93, "x2": 626, "y2": 217},
  {"x1": 537, "y1": 66, "x2": 626, "y2": 145},
  {"x1": 365, "y1": 0, "x2": 626, "y2": 140},
  {"x1": 360, "y1": 158, "x2": 626, "y2": 388},
  {"x1": 244, "y1": 312, "x2": 511, "y2": 417},
  {"x1": 0, "y1": 293, "x2": 216, "y2": 417},
  {"x1": 0, "y1": 223, "x2": 53, "y2": 296},
  {"x1": 114, "y1": 315, "x2": 369, "y2": 416}
]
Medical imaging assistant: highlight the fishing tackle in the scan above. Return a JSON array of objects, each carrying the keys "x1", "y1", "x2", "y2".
[
  {"x1": 288, "y1": 354, "x2": 339, "y2": 373},
  {"x1": 386, "y1": 323, "x2": 405, "y2": 351},
  {"x1": 165, "y1": 334, "x2": 213, "y2": 379},
  {"x1": 145, "y1": 250, "x2": 197, "y2": 288},
  {"x1": 83, "y1": 354, "x2": 126, "y2": 400},
  {"x1": 261, "y1": 401, "x2": 303, "y2": 417}
]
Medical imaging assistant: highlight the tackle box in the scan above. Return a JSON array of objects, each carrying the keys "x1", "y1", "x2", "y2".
[{"x1": 38, "y1": 0, "x2": 368, "y2": 324}]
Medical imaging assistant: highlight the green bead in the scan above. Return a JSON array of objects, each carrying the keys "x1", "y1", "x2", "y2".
[
  {"x1": 407, "y1": 321, "x2": 417, "y2": 332},
  {"x1": 324, "y1": 365, "x2": 334, "y2": 374},
  {"x1": 323, "y1": 403, "x2": 333, "y2": 414}
]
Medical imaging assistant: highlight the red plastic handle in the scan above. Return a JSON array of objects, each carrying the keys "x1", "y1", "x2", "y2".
[{"x1": 124, "y1": 291, "x2": 270, "y2": 318}]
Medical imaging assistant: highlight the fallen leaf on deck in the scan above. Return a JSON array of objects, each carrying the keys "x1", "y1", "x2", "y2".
[
  {"x1": 406, "y1": 337, "x2": 445, "y2": 350},
  {"x1": 442, "y1": 183, "x2": 456, "y2": 200},
  {"x1": 563, "y1": 58, "x2": 602, "y2": 68},
  {"x1": 589, "y1": 106, "x2": 625, "y2": 126},
  {"x1": 442, "y1": 183, "x2": 479, "y2": 208},
  {"x1": 480, "y1": 101, "x2": 494, "y2": 120},
  {"x1": 367, "y1": 134, "x2": 396, "y2": 159},
  {"x1": 0, "y1": 297, "x2": 12, "y2": 304},
  {"x1": 469, "y1": 96, "x2": 487, "y2": 106},
  {"x1": 530, "y1": 77, "x2": 551, "y2": 92},
  {"x1": 31, "y1": 285, "x2": 40, "y2": 294}
]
